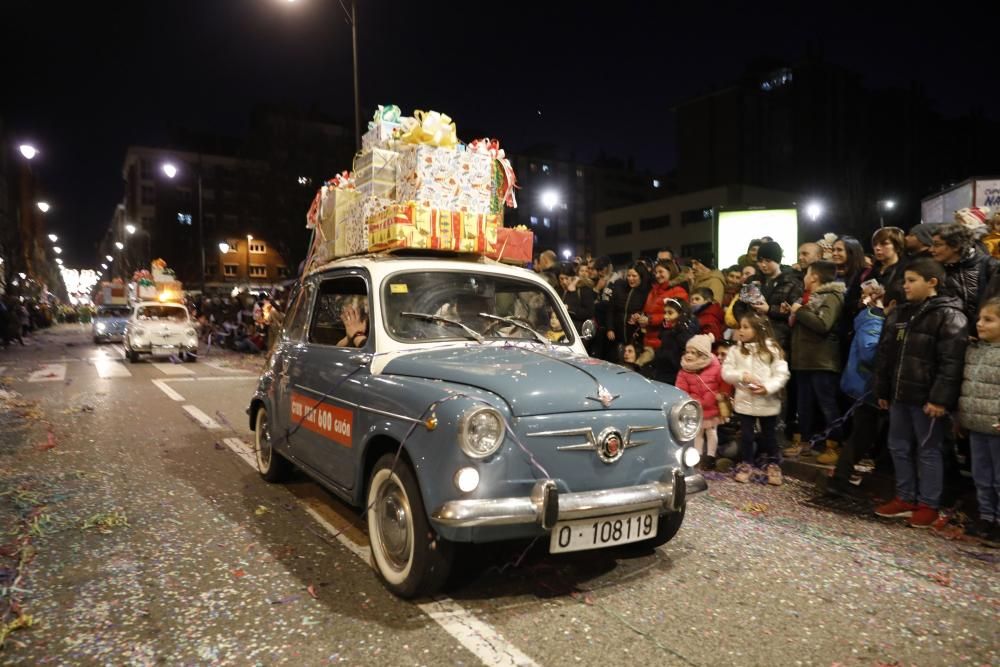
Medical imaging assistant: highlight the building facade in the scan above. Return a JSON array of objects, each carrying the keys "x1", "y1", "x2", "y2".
[{"x1": 593, "y1": 184, "x2": 797, "y2": 266}]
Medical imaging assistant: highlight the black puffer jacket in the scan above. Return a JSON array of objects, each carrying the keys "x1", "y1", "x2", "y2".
[
  {"x1": 942, "y1": 248, "x2": 999, "y2": 324},
  {"x1": 561, "y1": 286, "x2": 596, "y2": 334},
  {"x1": 732, "y1": 271, "x2": 803, "y2": 353},
  {"x1": 874, "y1": 294, "x2": 969, "y2": 408},
  {"x1": 653, "y1": 316, "x2": 700, "y2": 384},
  {"x1": 606, "y1": 281, "x2": 650, "y2": 344}
]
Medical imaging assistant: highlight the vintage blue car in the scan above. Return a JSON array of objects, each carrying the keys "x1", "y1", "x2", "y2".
[
  {"x1": 248, "y1": 254, "x2": 706, "y2": 597},
  {"x1": 92, "y1": 304, "x2": 132, "y2": 344}
]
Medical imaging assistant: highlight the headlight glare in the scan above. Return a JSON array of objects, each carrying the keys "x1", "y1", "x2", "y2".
[
  {"x1": 454, "y1": 467, "x2": 480, "y2": 493},
  {"x1": 458, "y1": 406, "x2": 505, "y2": 459},
  {"x1": 96, "y1": 322, "x2": 106, "y2": 332},
  {"x1": 669, "y1": 399, "x2": 703, "y2": 443},
  {"x1": 683, "y1": 446, "x2": 701, "y2": 468}
]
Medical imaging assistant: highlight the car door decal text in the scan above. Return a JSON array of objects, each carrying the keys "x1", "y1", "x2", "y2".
[{"x1": 290, "y1": 392, "x2": 353, "y2": 447}]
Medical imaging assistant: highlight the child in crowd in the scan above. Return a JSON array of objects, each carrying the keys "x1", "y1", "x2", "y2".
[
  {"x1": 874, "y1": 258, "x2": 969, "y2": 527},
  {"x1": 653, "y1": 298, "x2": 700, "y2": 384},
  {"x1": 545, "y1": 310, "x2": 566, "y2": 343},
  {"x1": 690, "y1": 287, "x2": 726, "y2": 342},
  {"x1": 785, "y1": 260, "x2": 846, "y2": 462},
  {"x1": 721, "y1": 314, "x2": 790, "y2": 485},
  {"x1": 958, "y1": 297, "x2": 1000, "y2": 545},
  {"x1": 675, "y1": 334, "x2": 722, "y2": 469}
]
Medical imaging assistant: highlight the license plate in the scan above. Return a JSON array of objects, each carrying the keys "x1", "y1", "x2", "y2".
[
  {"x1": 549, "y1": 509, "x2": 658, "y2": 553},
  {"x1": 153, "y1": 344, "x2": 177, "y2": 352}
]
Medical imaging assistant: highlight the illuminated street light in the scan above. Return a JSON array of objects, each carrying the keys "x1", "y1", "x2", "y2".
[
  {"x1": 105, "y1": 255, "x2": 114, "y2": 262},
  {"x1": 53, "y1": 246, "x2": 62, "y2": 255},
  {"x1": 48, "y1": 234, "x2": 58, "y2": 242},
  {"x1": 115, "y1": 241, "x2": 124, "y2": 250},
  {"x1": 125, "y1": 224, "x2": 136, "y2": 235},
  {"x1": 162, "y1": 162, "x2": 178, "y2": 179},
  {"x1": 562, "y1": 249, "x2": 572, "y2": 260},
  {"x1": 19, "y1": 144, "x2": 38, "y2": 160},
  {"x1": 18, "y1": 272, "x2": 27, "y2": 280},
  {"x1": 55, "y1": 258, "x2": 63, "y2": 265},
  {"x1": 37, "y1": 201, "x2": 51, "y2": 213},
  {"x1": 101, "y1": 263, "x2": 108, "y2": 269},
  {"x1": 877, "y1": 199, "x2": 897, "y2": 228},
  {"x1": 805, "y1": 201, "x2": 823, "y2": 222},
  {"x1": 541, "y1": 190, "x2": 560, "y2": 211},
  {"x1": 884, "y1": 200, "x2": 896, "y2": 210},
  {"x1": 219, "y1": 242, "x2": 230, "y2": 253}
]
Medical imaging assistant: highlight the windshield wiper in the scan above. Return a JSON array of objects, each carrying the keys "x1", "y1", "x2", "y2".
[
  {"x1": 400, "y1": 312, "x2": 484, "y2": 343},
  {"x1": 477, "y1": 313, "x2": 550, "y2": 345}
]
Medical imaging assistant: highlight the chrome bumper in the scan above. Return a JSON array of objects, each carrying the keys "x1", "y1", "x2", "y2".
[{"x1": 431, "y1": 469, "x2": 708, "y2": 529}]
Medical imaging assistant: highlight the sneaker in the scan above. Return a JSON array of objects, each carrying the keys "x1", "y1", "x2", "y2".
[
  {"x1": 765, "y1": 463, "x2": 783, "y2": 486},
  {"x1": 782, "y1": 444, "x2": 803, "y2": 458},
  {"x1": 908, "y1": 504, "x2": 939, "y2": 528},
  {"x1": 853, "y1": 458, "x2": 876, "y2": 473},
  {"x1": 848, "y1": 473, "x2": 863, "y2": 486},
  {"x1": 816, "y1": 446, "x2": 840, "y2": 465},
  {"x1": 734, "y1": 463, "x2": 753, "y2": 483},
  {"x1": 874, "y1": 497, "x2": 918, "y2": 518}
]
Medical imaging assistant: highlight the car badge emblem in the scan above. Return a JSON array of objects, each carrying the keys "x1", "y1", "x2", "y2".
[
  {"x1": 590, "y1": 384, "x2": 619, "y2": 408},
  {"x1": 598, "y1": 428, "x2": 625, "y2": 463}
]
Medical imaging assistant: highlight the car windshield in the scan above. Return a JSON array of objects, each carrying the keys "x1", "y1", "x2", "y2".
[
  {"x1": 97, "y1": 307, "x2": 131, "y2": 318},
  {"x1": 382, "y1": 270, "x2": 572, "y2": 344},
  {"x1": 136, "y1": 305, "x2": 187, "y2": 322}
]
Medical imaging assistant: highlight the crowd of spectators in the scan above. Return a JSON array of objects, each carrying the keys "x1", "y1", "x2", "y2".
[{"x1": 545, "y1": 209, "x2": 1000, "y2": 545}]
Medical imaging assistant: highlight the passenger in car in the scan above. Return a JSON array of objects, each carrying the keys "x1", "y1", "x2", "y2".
[{"x1": 337, "y1": 304, "x2": 368, "y2": 348}]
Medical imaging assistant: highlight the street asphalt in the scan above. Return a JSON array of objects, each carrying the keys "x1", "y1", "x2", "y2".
[{"x1": 0, "y1": 325, "x2": 996, "y2": 666}]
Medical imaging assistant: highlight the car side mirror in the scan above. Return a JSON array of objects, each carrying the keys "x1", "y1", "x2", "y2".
[{"x1": 580, "y1": 319, "x2": 596, "y2": 342}]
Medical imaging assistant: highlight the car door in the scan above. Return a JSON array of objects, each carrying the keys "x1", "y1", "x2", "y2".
[
  {"x1": 286, "y1": 270, "x2": 370, "y2": 490},
  {"x1": 272, "y1": 282, "x2": 314, "y2": 441}
]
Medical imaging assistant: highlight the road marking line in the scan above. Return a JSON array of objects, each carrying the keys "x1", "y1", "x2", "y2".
[
  {"x1": 418, "y1": 599, "x2": 539, "y2": 666},
  {"x1": 222, "y1": 437, "x2": 258, "y2": 468},
  {"x1": 182, "y1": 405, "x2": 223, "y2": 430},
  {"x1": 218, "y1": 434, "x2": 537, "y2": 666},
  {"x1": 28, "y1": 363, "x2": 66, "y2": 383},
  {"x1": 94, "y1": 359, "x2": 132, "y2": 378},
  {"x1": 159, "y1": 375, "x2": 257, "y2": 382},
  {"x1": 152, "y1": 362, "x2": 195, "y2": 376},
  {"x1": 152, "y1": 379, "x2": 185, "y2": 401}
]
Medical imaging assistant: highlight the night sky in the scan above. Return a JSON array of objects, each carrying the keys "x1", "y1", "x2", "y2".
[{"x1": 3, "y1": 1, "x2": 996, "y2": 269}]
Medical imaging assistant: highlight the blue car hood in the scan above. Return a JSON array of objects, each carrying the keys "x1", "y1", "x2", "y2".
[{"x1": 379, "y1": 345, "x2": 671, "y2": 416}]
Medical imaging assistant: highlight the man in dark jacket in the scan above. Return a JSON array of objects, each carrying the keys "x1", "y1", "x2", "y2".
[
  {"x1": 873, "y1": 258, "x2": 969, "y2": 527},
  {"x1": 931, "y1": 222, "x2": 1000, "y2": 324},
  {"x1": 734, "y1": 241, "x2": 803, "y2": 355}
]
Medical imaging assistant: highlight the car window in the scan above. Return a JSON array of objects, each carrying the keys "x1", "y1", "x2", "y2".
[
  {"x1": 136, "y1": 305, "x2": 187, "y2": 322},
  {"x1": 98, "y1": 307, "x2": 131, "y2": 318},
  {"x1": 309, "y1": 276, "x2": 369, "y2": 347},
  {"x1": 382, "y1": 270, "x2": 572, "y2": 344},
  {"x1": 283, "y1": 283, "x2": 313, "y2": 342}
]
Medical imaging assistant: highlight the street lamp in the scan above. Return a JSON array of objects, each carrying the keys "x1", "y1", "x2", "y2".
[
  {"x1": 55, "y1": 258, "x2": 63, "y2": 265},
  {"x1": 125, "y1": 224, "x2": 136, "y2": 235},
  {"x1": 804, "y1": 201, "x2": 823, "y2": 222},
  {"x1": 18, "y1": 144, "x2": 38, "y2": 160},
  {"x1": 37, "y1": 201, "x2": 50, "y2": 213},
  {"x1": 48, "y1": 234, "x2": 58, "y2": 242},
  {"x1": 161, "y1": 160, "x2": 206, "y2": 293},
  {"x1": 877, "y1": 199, "x2": 896, "y2": 228},
  {"x1": 53, "y1": 246, "x2": 62, "y2": 255},
  {"x1": 101, "y1": 263, "x2": 108, "y2": 269},
  {"x1": 541, "y1": 190, "x2": 560, "y2": 210},
  {"x1": 105, "y1": 255, "x2": 113, "y2": 262},
  {"x1": 218, "y1": 242, "x2": 230, "y2": 253},
  {"x1": 115, "y1": 241, "x2": 124, "y2": 250}
]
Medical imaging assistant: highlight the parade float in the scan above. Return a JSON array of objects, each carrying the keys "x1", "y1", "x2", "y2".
[{"x1": 304, "y1": 105, "x2": 532, "y2": 268}]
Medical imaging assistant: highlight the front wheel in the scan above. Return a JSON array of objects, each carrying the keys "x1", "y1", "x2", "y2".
[
  {"x1": 255, "y1": 406, "x2": 291, "y2": 482},
  {"x1": 367, "y1": 454, "x2": 453, "y2": 598},
  {"x1": 128, "y1": 349, "x2": 139, "y2": 363}
]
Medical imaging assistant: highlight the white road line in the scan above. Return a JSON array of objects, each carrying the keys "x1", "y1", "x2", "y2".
[
  {"x1": 218, "y1": 433, "x2": 537, "y2": 666},
  {"x1": 93, "y1": 359, "x2": 132, "y2": 378},
  {"x1": 418, "y1": 599, "x2": 539, "y2": 666},
  {"x1": 152, "y1": 362, "x2": 195, "y2": 376},
  {"x1": 182, "y1": 405, "x2": 223, "y2": 430},
  {"x1": 152, "y1": 379, "x2": 185, "y2": 402},
  {"x1": 28, "y1": 363, "x2": 67, "y2": 383},
  {"x1": 159, "y1": 375, "x2": 257, "y2": 382},
  {"x1": 222, "y1": 437, "x2": 258, "y2": 468}
]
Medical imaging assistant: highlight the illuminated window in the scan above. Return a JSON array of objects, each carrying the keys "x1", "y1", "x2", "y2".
[
  {"x1": 652, "y1": 179, "x2": 661, "y2": 188},
  {"x1": 249, "y1": 240, "x2": 266, "y2": 254},
  {"x1": 223, "y1": 264, "x2": 238, "y2": 277},
  {"x1": 177, "y1": 213, "x2": 192, "y2": 225},
  {"x1": 542, "y1": 164, "x2": 551, "y2": 174},
  {"x1": 530, "y1": 216, "x2": 539, "y2": 226},
  {"x1": 249, "y1": 265, "x2": 267, "y2": 278}
]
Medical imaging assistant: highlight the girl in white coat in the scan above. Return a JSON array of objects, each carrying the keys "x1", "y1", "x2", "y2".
[{"x1": 722, "y1": 314, "x2": 791, "y2": 482}]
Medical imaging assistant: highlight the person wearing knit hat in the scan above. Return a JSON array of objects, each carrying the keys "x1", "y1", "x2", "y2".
[
  {"x1": 675, "y1": 332, "x2": 724, "y2": 470},
  {"x1": 905, "y1": 223, "x2": 939, "y2": 259},
  {"x1": 756, "y1": 241, "x2": 784, "y2": 265},
  {"x1": 731, "y1": 238, "x2": 804, "y2": 355}
]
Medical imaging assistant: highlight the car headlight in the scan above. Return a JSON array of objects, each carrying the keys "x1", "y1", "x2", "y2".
[
  {"x1": 96, "y1": 322, "x2": 106, "y2": 332},
  {"x1": 457, "y1": 406, "x2": 505, "y2": 459},
  {"x1": 669, "y1": 399, "x2": 702, "y2": 443}
]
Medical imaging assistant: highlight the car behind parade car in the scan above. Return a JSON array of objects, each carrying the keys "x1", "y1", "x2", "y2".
[
  {"x1": 123, "y1": 301, "x2": 199, "y2": 363},
  {"x1": 248, "y1": 253, "x2": 707, "y2": 597},
  {"x1": 92, "y1": 304, "x2": 132, "y2": 344}
]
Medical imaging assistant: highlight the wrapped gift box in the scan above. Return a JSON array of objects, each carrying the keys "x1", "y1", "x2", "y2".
[
  {"x1": 138, "y1": 285, "x2": 158, "y2": 300},
  {"x1": 336, "y1": 195, "x2": 393, "y2": 256},
  {"x1": 396, "y1": 146, "x2": 492, "y2": 213},
  {"x1": 354, "y1": 148, "x2": 399, "y2": 199},
  {"x1": 487, "y1": 227, "x2": 533, "y2": 264},
  {"x1": 362, "y1": 120, "x2": 402, "y2": 151},
  {"x1": 319, "y1": 187, "x2": 360, "y2": 244},
  {"x1": 451, "y1": 149, "x2": 493, "y2": 213},
  {"x1": 368, "y1": 203, "x2": 499, "y2": 254}
]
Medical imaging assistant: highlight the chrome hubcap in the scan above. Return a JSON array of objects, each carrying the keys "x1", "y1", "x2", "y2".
[
  {"x1": 258, "y1": 412, "x2": 272, "y2": 469},
  {"x1": 376, "y1": 481, "x2": 411, "y2": 572}
]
